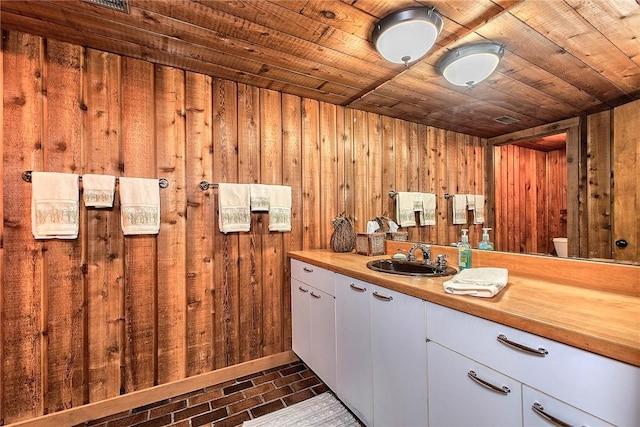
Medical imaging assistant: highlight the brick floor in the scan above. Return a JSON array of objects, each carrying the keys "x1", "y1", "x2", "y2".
[{"x1": 75, "y1": 361, "x2": 332, "y2": 427}]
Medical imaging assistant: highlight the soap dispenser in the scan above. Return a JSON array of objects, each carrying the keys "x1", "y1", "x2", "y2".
[
  {"x1": 478, "y1": 227, "x2": 494, "y2": 251},
  {"x1": 458, "y1": 229, "x2": 472, "y2": 270}
]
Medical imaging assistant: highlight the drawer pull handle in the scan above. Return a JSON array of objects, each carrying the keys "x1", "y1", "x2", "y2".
[
  {"x1": 303, "y1": 267, "x2": 314, "y2": 273},
  {"x1": 497, "y1": 334, "x2": 548, "y2": 357},
  {"x1": 350, "y1": 283, "x2": 367, "y2": 292},
  {"x1": 532, "y1": 402, "x2": 576, "y2": 427},
  {"x1": 298, "y1": 286, "x2": 309, "y2": 293},
  {"x1": 467, "y1": 370, "x2": 510, "y2": 395},
  {"x1": 372, "y1": 291, "x2": 393, "y2": 302},
  {"x1": 310, "y1": 292, "x2": 321, "y2": 299}
]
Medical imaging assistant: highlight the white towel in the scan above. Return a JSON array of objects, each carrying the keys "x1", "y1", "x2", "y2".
[
  {"x1": 466, "y1": 194, "x2": 475, "y2": 211},
  {"x1": 474, "y1": 195, "x2": 485, "y2": 224},
  {"x1": 268, "y1": 185, "x2": 292, "y2": 232},
  {"x1": 119, "y1": 177, "x2": 160, "y2": 235},
  {"x1": 82, "y1": 174, "x2": 116, "y2": 208},
  {"x1": 452, "y1": 194, "x2": 467, "y2": 224},
  {"x1": 218, "y1": 183, "x2": 251, "y2": 233},
  {"x1": 31, "y1": 172, "x2": 80, "y2": 239},
  {"x1": 250, "y1": 184, "x2": 270, "y2": 211},
  {"x1": 417, "y1": 193, "x2": 436, "y2": 226},
  {"x1": 443, "y1": 267, "x2": 509, "y2": 298},
  {"x1": 395, "y1": 192, "x2": 417, "y2": 227}
]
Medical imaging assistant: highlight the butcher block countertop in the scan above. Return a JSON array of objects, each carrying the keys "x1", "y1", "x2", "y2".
[{"x1": 289, "y1": 248, "x2": 640, "y2": 368}]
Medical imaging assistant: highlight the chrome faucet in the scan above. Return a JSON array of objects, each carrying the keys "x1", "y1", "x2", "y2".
[{"x1": 407, "y1": 243, "x2": 432, "y2": 264}]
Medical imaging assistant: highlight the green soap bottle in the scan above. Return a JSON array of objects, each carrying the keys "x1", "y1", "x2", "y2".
[
  {"x1": 458, "y1": 228, "x2": 472, "y2": 270},
  {"x1": 478, "y1": 227, "x2": 494, "y2": 251}
]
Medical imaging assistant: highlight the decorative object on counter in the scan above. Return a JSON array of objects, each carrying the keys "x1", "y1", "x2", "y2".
[
  {"x1": 442, "y1": 267, "x2": 508, "y2": 298},
  {"x1": 31, "y1": 171, "x2": 80, "y2": 239},
  {"x1": 119, "y1": 177, "x2": 161, "y2": 235},
  {"x1": 458, "y1": 228, "x2": 472, "y2": 269},
  {"x1": 356, "y1": 232, "x2": 386, "y2": 256},
  {"x1": 330, "y1": 212, "x2": 356, "y2": 253},
  {"x1": 82, "y1": 174, "x2": 116, "y2": 208}
]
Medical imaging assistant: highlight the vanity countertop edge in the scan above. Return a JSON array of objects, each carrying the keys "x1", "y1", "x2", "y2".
[{"x1": 288, "y1": 249, "x2": 640, "y2": 368}]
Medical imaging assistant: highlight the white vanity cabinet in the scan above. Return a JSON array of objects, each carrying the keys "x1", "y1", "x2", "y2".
[
  {"x1": 335, "y1": 274, "x2": 428, "y2": 427},
  {"x1": 426, "y1": 301, "x2": 640, "y2": 427},
  {"x1": 427, "y1": 341, "x2": 522, "y2": 427},
  {"x1": 290, "y1": 260, "x2": 336, "y2": 391}
]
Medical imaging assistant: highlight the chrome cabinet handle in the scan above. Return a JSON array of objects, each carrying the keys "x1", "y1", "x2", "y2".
[
  {"x1": 467, "y1": 370, "x2": 510, "y2": 395},
  {"x1": 372, "y1": 291, "x2": 393, "y2": 301},
  {"x1": 310, "y1": 292, "x2": 321, "y2": 299},
  {"x1": 497, "y1": 334, "x2": 548, "y2": 357},
  {"x1": 349, "y1": 283, "x2": 367, "y2": 292},
  {"x1": 532, "y1": 402, "x2": 577, "y2": 427},
  {"x1": 303, "y1": 267, "x2": 314, "y2": 272},
  {"x1": 298, "y1": 286, "x2": 309, "y2": 293}
]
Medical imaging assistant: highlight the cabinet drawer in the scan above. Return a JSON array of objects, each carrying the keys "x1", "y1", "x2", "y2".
[
  {"x1": 523, "y1": 385, "x2": 614, "y2": 427},
  {"x1": 426, "y1": 301, "x2": 640, "y2": 427},
  {"x1": 291, "y1": 259, "x2": 334, "y2": 296}
]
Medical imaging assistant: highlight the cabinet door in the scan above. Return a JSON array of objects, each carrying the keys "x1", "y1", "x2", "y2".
[
  {"x1": 371, "y1": 286, "x2": 427, "y2": 427},
  {"x1": 309, "y1": 287, "x2": 336, "y2": 391},
  {"x1": 291, "y1": 279, "x2": 311, "y2": 364},
  {"x1": 523, "y1": 385, "x2": 614, "y2": 427},
  {"x1": 335, "y1": 274, "x2": 373, "y2": 426},
  {"x1": 428, "y1": 342, "x2": 522, "y2": 427}
]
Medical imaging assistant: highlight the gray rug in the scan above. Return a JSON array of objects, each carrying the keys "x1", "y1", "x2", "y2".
[{"x1": 242, "y1": 392, "x2": 360, "y2": 427}]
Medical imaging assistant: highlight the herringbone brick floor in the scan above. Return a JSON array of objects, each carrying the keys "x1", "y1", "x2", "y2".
[{"x1": 74, "y1": 361, "x2": 329, "y2": 427}]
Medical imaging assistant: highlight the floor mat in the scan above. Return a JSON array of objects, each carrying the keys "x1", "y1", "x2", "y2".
[{"x1": 242, "y1": 392, "x2": 360, "y2": 427}]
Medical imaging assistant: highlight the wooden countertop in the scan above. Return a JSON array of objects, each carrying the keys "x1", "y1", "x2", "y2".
[{"x1": 288, "y1": 249, "x2": 640, "y2": 367}]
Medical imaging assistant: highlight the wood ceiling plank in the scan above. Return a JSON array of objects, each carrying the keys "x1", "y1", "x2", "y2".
[
  {"x1": 475, "y1": 10, "x2": 632, "y2": 105},
  {"x1": 510, "y1": 0, "x2": 640, "y2": 94}
]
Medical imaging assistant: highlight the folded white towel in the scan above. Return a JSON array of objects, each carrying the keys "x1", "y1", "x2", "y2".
[
  {"x1": 443, "y1": 267, "x2": 509, "y2": 298},
  {"x1": 83, "y1": 174, "x2": 116, "y2": 208},
  {"x1": 31, "y1": 172, "x2": 80, "y2": 239},
  {"x1": 418, "y1": 193, "x2": 436, "y2": 226},
  {"x1": 474, "y1": 195, "x2": 485, "y2": 224},
  {"x1": 218, "y1": 183, "x2": 251, "y2": 233},
  {"x1": 396, "y1": 192, "x2": 417, "y2": 227},
  {"x1": 466, "y1": 194, "x2": 475, "y2": 211},
  {"x1": 119, "y1": 177, "x2": 160, "y2": 235},
  {"x1": 269, "y1": 185, "x2": 292, "y2": 232},
  {"x1": 452, "y1": 194, "x2": 467, "y2": 224},
  {"x1": 250, "y1": 183, "x2": 270, "y2": 211}
]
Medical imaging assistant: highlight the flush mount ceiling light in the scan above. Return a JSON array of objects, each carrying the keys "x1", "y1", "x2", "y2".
[
  {"x1": 372, "y1": 7, "x2": 444, "y2": 66},
  {"x1": 438, "y1": 42, "x2": 504, "y2": 88}
]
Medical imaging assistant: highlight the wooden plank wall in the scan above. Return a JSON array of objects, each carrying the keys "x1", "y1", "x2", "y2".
[
  {"x1": 1, "y1": 30, "x2": 485, "y2": 424},
  {"x1": 493, "y1": 144, "x2": 567, "y2": 254}
]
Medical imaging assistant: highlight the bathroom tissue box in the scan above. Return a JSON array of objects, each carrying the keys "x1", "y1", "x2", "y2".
[{"x1": 356, "y1": 233, "x2": 386, "y2": 256}]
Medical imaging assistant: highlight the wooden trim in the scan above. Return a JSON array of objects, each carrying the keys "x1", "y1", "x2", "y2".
[
  {"x1": 9, "y1": 351, "x2": 298, "y2": 427},
  {"x1": 487, "y1": 118, "x2": 580, "y2": 146}
]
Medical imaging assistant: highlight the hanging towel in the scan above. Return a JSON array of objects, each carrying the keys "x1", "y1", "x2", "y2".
[
  {"x1": 250, "y1": 183, "x2": 270, "y2": 211},
  {"x1": 218, "y1": 183, "x2": 251, "y2": 233},
  {"x1": 417, "y1": 193, "x2": 436, "y2": 226},
  {"x1": 443, "y1": 267, "x2": 509, "y2": 298},
  {"x1": 31, "y1": 172, "x2": 80, "y2": 239},
  {"x1": 474, "y1": 195, "x2": 485, "y2": 224},
  {"x1": 119, "y1": 177, "x2": 160, "y2": 235},
  {"x1": 395, "y1": 192, "x2": 417, "y2": 227},
  {"x1": 268, "y1": 185, "x2": 292, "y2": 232},
  {"x1": 466, "y1": 194, "x2": 476, "y2": 211},
  {"x1": 452, "y1": 194, "x2": 467, "y2": 224},
  {"x1": 82, "y1": 174, "x2": 116, "y2": 208}
]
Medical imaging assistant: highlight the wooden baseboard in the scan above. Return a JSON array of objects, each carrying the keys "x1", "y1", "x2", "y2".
[{"x1": 10, "y1": 351, "x2": 298, "y2": 427}]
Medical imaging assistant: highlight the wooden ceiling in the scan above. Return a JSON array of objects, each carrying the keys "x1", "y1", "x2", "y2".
[{"x1": 2, "y1": 0, "x2": 640, "y2": 138}]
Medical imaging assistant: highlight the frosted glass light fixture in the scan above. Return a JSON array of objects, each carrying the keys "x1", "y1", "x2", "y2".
[
  {"x1": 372, "y1": 7, "x2": 444, "y2": 66},
  {"x1": 438, "y1": 43, "x2": 504, "y2": 87}
]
